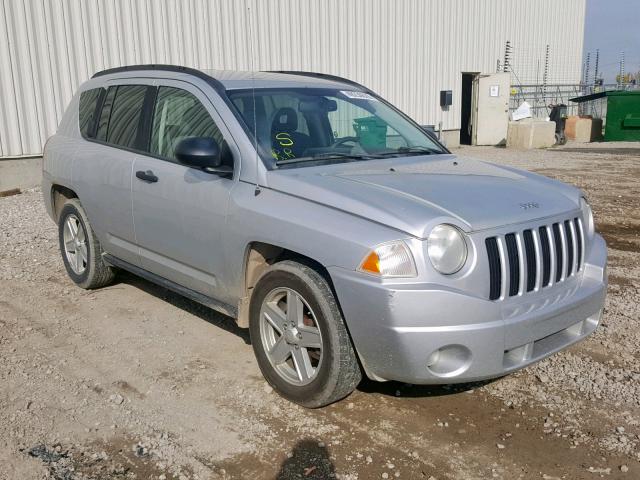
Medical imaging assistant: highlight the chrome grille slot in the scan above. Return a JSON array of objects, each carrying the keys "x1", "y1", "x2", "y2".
[
  {"x1": 486, "y1": 237, "x2": 502, "y2": 301},
  {"x1": 552, "y1": 223, "x2": 563, "y2": 283},
  {"x1": 523, "y1": 230, "x2": 536, "y2": 292},
  {"x1": 505, "y1": 234, "x2": 520, "y2": 296},
  {"x1": 539, "y1": 226, "x2": 551, "y2": 287},
  {"x1": 485, "y1": 217, "x2": 583, "y2": 301},
  {"x1": 564, "y1": 220, "x2": 574, "y2": 277},
  {"x1": 574, "y1": 218, "x2": 583, "y2": 271}
]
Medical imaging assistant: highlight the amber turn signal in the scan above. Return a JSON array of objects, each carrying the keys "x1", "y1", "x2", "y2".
[
  {"x1": 359, "y1": 251, "x2": 381, "y2": 274},
  {"x1": 357, "y1": 241, "x2": 417, "y2": 278}
]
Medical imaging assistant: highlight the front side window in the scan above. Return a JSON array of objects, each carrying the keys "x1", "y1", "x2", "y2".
[
  {"x1": 228, "y1": 88, "x2": 444, "y2": 168},
  {"x1": 150, "y1": 86, "x2": 224, "y2": 161}
]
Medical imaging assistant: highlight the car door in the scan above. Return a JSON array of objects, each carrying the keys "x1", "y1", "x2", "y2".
[
  {"x1": 73, "y1": 83, "x2": 150, "y2": 266},
  {"x1": 131, "y1": 82, "x2": 237, "y2": 300}
]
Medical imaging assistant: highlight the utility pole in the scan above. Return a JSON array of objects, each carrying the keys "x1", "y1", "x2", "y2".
[
  {"x1": 594, "y1": 49, "x2": 600, "y2": 86},
  {"x1": 503, "y1": 40, "x2": 511, "y2": 73},
  {"x1": 542, "y1": 44, "x2": 550, "y2": 102},
  {"x1": 584, "y1": 52, "x2": 591, "y2": 86},
  {"x1": 619, "y1": 51, "x2": 625, "y2": 87}
]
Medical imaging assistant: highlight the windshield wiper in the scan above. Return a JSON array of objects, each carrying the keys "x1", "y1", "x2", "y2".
[
  {"x1": 275, "y1": 152, "x2": 382, "y2": 166},
  {"x1": 378, "y1": 146, "x2": 442, "y2": 157}
]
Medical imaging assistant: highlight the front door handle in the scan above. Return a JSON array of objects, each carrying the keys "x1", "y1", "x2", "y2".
[{"x1": 135, "y1": 170, "x2": 158, "y2": 183}]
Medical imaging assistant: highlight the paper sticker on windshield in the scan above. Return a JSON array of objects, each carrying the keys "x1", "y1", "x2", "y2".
[{"x1": 340, "y1": 90, "x2": 377, "y2": 101}]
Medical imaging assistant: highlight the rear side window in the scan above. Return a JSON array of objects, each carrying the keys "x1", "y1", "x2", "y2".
[
  {"x1": 105, "y1": 85, "x2": 147, "y2": 149},
  {"x1": 96, "y1": 87, "x2": 116, "y2": 141},
  {"x1": 78, "y1": 88, "x2": 102, "y2": 138}
]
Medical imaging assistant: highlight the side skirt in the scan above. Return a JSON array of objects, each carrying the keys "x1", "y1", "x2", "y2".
[{"x1": 102, "y1": 253, "x2": 238, "y2": 319}]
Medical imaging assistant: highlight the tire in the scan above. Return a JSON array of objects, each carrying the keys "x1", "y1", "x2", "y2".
[
  {"x1": 249, "y1": 260, "x2": 362, "y2": 408},
  {"x1": 58, "y1": 198, "x2": 116, "y2": 289},
  {"x1": 554, "y1": 132, "x2": 567, "y2": 146}
]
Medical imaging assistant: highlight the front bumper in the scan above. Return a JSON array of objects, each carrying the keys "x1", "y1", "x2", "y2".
[{"x1": 329, "y1": 234, "x2": 607, "y2": 384}]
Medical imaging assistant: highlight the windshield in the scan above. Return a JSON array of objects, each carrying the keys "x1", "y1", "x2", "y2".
[{"x1": 228, "y1": 87, "x2": 445, "y2": 168}]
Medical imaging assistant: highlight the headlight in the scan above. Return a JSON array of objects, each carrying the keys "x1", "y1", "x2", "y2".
[
  {"x1": 580, "y1": 196, "x2": 594, "y2": 236},
  {"x1": 358, "y1": 241, "x2": 417, "y2": 278},
  {"x1": 427, "y1": 224, "x2": 468, "y2": 274}
]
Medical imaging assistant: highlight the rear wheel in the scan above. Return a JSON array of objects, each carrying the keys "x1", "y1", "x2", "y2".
[
  {"x1": 58, "y1": 199, "x2": 116, "y2": 289},
  {"x1": 249, "y1": 260, "x2": 361, "y2": 408}
]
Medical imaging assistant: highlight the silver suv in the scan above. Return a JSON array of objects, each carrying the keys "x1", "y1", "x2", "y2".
[{"x1": 43, "y1": 65, "x2": 607, "y2": 407}]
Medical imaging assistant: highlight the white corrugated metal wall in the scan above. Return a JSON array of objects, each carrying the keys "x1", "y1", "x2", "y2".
[{"x1": 0, "y1": 0, "x2": 585, "y2": 157}]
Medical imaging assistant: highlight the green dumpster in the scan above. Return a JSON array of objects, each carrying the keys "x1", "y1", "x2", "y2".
[
  {"x1": 353, "y1": 116, "x2": 388, "y2": 149},
  {"x1": 604, "y1": 91, "x2": 640, "y2": 142}
]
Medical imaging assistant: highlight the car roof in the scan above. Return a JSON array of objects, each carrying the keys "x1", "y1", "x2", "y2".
[
  {"x1": 203, "y1": 70, "x2": 360, "y2": 91},
  {"x1": 91, "y1": 64, "x2": 366, "y2": 92}
]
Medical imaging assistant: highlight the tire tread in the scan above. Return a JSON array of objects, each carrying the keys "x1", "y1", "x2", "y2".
[
  {"x1": 250, "y1": 260, "x2": 361, "y2": 407},
  {"x1": 59, "y1": 198, "x2": 116, "y2": 289}
]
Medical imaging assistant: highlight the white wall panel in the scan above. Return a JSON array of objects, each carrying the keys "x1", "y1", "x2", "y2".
[{"x1": 0, "y1": 0, "x2": 585, "y2": 157}]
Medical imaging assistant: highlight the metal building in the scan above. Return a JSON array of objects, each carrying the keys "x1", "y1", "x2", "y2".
[{"x1": 0, "y1": 0, "x2": 586, "y2": 158}]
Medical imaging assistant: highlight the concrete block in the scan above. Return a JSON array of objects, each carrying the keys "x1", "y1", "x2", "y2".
[
  {"x1": 507, "y1": 119, "x2": 556, "y2": 149},
  {"x1": 439, "y1": 129, "x2": 461, "y2": 149},
  {"x1": 0, "y1": 157, "x2": 43, "y2": 192},
  {"x1": 565, "y1": 115, "x2": 603, "y2": 142}
]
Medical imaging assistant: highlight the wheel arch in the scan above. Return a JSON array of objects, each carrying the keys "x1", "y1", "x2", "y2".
[
  {"x1": 51, "y1": 184, "x2": 79, "y2": 221},
  {"x1": 237, "y1": 241, "x2": 337, "y2": 328}
]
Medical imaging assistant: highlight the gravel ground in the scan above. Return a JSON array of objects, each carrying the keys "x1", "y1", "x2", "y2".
[{"x1": 0, "y1": 142, "x2": 638, "y2": 480}]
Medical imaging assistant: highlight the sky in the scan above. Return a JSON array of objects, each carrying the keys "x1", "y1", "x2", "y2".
[{"x1": 583, "y1": 0, "x2": 640, "y2": 83}]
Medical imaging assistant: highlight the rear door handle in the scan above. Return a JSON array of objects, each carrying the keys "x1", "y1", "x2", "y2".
[{"x1": 135, "y1": 170, "x2": 158, "y2": 183}]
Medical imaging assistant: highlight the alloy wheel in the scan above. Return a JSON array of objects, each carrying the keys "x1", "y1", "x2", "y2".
[
  {"x1": 259, "y1": 287, "x2": 324, "y2": 386},
  {"x1": 62, "y1": 214, "x2": 88, "y2": 275}
]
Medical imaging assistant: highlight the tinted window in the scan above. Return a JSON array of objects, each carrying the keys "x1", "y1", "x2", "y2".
[
  {"x1": 150, "y1": 87, "x2": 224, "y2": 161},
  {"x1": 79, "y1": 88, "x2": 102, "y2": 138},
  {"x1": 105, "y1": 85, "x2": 147, "y2": 149},
  {"x1": 96, "y1": 86, "x2": 116, "y2": 141}
]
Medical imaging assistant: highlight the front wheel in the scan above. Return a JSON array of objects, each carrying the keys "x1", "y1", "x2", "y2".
[{"x1": 249, "y1": 260, "x2": 362, "y2": 408}]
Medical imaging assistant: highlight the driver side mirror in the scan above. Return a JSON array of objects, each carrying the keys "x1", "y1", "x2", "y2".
[{"x1": 175, "y1": 137, "x2": 232, "y2": 176}]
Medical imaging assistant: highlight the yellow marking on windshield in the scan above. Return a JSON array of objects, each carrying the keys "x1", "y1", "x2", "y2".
[{"x1": 275, "y1": 132, "x2": 294, "y2": 147}]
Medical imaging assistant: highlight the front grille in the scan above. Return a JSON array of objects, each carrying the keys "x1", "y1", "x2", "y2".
[{"x1": 485, "y1": 217, "x2": 585, "y2": 301}]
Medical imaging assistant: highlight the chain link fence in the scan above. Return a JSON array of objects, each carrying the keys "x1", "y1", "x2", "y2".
[{"x1": 509, "y1": 83, "x2": 639, "y2": 120}]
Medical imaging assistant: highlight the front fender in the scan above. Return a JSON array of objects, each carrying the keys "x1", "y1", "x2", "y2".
[{"x1": 220, "y1": 181, "x2": 411, "y2": 303}]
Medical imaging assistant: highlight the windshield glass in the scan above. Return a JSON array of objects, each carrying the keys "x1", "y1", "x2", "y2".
[{"x1": 228, "y1": 87, "x2": 445, "y2": 168}]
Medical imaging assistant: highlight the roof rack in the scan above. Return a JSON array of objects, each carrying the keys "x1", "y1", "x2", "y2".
[
  {"x1": 92, "y1": 64, "x2": 202, "y2": 79},
  {"x1": 265, "y1": 71, "x2": 371, "y2": 92},
  {"x1": 90, "y1": 64, "x2": 257, "y2": 137},
  {"x1": 91, "y1": 64, "x2": 224, "y2": 90},
  {"x1": 91, "y1": 64, "x2": 228, "y2": 95}
]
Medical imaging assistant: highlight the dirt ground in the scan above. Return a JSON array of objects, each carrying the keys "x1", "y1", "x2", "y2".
[{"x1": 1, "y1": 142, "x2": 639, "y2": 480}]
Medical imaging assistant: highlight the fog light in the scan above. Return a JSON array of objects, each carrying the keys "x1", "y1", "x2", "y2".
[
  {"x1": 426, "y1": 345, "x2": 472, "y2": 378},
  {"x1": 426, "y1": 349, "x2": 441, "y2": 367}
]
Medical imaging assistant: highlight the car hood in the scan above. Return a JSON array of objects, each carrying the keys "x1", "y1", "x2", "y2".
[{"x1": 266, "y1": 155, "x2": 581, "y2": 238}]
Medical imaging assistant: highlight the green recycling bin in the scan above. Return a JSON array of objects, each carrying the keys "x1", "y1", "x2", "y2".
[
  {"x1": 604, "y1": 91, "x2": 640, "y2": 142},
  {"x1": 353, "y1": 116, "x2": 388, "y2": 149}
]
